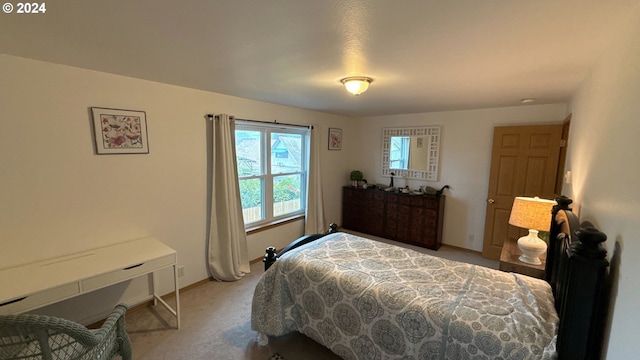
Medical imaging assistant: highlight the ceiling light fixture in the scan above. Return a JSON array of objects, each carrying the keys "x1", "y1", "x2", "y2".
[
  {"x1": 521, "y1": 98, "x2": 535, "y2": 104},
  {"x1": 340, "y1": 76, "x2": 373, "y2": 95}
]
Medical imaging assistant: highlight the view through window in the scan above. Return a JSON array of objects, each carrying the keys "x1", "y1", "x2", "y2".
[{"x1": 235, "y1": 122, "x2": 309, "y2": 225}]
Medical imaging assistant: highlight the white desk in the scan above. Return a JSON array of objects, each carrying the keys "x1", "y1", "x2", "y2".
[{"x1": 0, "y1": 237, "x2": 180, "y2": 328}]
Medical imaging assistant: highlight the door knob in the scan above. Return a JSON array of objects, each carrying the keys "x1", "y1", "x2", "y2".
[{"x1": 487, "y1": 199, "x2": 495, "y2": 204}]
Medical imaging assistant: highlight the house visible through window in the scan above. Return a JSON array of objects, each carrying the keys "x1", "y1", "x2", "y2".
[{"x1": 235, "y1": 122, "x2": 309, "y2": 226}]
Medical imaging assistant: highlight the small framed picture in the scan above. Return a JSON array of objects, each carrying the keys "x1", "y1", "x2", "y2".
[
  {"x1": 91, "y1": 107, "x2": 149, "y2": 154},
  {"x1": 328, "y1": 128, "x2": 342, "y2": 150}
]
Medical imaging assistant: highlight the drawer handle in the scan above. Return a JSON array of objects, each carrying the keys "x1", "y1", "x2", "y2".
[
  {"x1": 124, "y1": 263, "x2": 144, "y2": 270},
  {"x1": 0, "y1": 297, "x2": 27, "y2": 307}
]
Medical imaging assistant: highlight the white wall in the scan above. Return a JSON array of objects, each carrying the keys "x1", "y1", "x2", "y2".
[
  {"x1": 565, "y1": 8, "x2": 640, "y2": 358},
  {"x1": 0, "y1": 54, "x2": 355, "y2": 323},
  {"x1": 357, "y1": 104, "x2": 568, "y2": 251}
]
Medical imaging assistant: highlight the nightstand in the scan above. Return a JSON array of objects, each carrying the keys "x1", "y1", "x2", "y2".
[{"x1": 499, "y1": 238, "x2": 546, "y2": 279}]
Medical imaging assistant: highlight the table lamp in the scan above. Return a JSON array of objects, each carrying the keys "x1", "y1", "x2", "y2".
[{"x1": 508, "y1": 196, "x2": 556, "y2": 265}]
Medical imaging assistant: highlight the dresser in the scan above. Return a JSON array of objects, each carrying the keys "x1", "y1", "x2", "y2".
[
  {"x1": 0, "y1": 237, "x2": 180, "y2": 328},
  {"x1": 342, "y1": 186, "x2": 445, "y2": 250}
]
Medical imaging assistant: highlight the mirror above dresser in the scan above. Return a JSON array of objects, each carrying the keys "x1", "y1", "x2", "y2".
[{"x1": 382, "y1": 126, "x2": 441, "y2": 181}]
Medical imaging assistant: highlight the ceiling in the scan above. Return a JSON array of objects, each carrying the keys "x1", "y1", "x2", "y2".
[{"x1": 1, "y1": 0, "x2": 638, "y2": 117}]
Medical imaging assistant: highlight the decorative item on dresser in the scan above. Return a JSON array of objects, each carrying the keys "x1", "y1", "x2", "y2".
[
  {"x1": 381, "y1": 126, "x2": 441, "y2": 182},
  {"x1": 342, "y1": 186, "x2": 445, "y2": 250},
  {"x1": 349, "y1": 170, "x2": 363, "y2": 187}
]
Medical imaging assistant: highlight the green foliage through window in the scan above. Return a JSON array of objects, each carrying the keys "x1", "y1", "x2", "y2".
[
  {"x1": 239, "y1": 179, "x2": 262, "y2": 208},
  {"x1": 274, "y1": 176, "x2": 300, "y2": 202}
]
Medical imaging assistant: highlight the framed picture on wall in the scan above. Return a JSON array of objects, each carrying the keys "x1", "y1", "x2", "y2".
[
  {"x1": 328, "y1": 128, "x2": 342, "y2": 150},
  {"x1": 91, "y1": 107, "x2": 149, "y2": 154}
]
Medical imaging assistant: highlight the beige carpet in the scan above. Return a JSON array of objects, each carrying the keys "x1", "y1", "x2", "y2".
[
  {"x1": 125, "y1": 232, "x2": 498, "y2": 360},
  {"x1": 125, "y1": 261, "x2": 343, "y2": 360}
]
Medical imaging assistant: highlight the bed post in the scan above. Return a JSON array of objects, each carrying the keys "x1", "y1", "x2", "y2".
[
  {"x1": 263, "y1": 246, "x2": 277, "y2": 272},
  {"x1": 555, "y1": 223, "x2": 609, "y2": 359},
  {"x1": 545, "y1": 196, "x2": 577, "y2": 284}
]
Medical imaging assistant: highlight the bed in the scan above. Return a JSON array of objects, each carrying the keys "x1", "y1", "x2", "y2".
[{"x1": 251, "y1": 196, "x2": 609, "y2": 359}]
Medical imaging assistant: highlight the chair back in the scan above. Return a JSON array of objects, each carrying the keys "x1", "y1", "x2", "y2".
[{"x1": 0, "y1": 304, "x2": 131, "y2": 360}]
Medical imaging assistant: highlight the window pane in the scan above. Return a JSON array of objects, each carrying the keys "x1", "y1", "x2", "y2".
[
  {"x1": 273, "y1": 174, "x2": 302, "y2": 217},
  {"x1": 271, "y1": 132, "x2": 302, "y2": 174},
  {"x1": 390, "y1": 136, "x2": 410, "y2": 169},
  {"x1": 236, "y1": 130, "x2": 262, "y2": 177},
  {"x1": 239, "y1": 178, "x2": 263, "y2": 223}
]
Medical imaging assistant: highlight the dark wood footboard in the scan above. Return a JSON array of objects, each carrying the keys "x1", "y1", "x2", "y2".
[{"x1": 263, "y1": 223, "x2": 338, "y2": 271}]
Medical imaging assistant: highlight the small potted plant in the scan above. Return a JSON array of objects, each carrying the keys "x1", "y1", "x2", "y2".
[{"x1": 350, "y1": 170, "x2": 364, "y2": 187}]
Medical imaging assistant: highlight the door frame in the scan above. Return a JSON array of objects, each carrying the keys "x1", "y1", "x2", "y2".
[{"x1": 482, "y1": 121, "x2": 571, "y2": 260}]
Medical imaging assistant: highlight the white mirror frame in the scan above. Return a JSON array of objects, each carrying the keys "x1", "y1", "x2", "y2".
[{"x1": 382, "y1": 126, "x2": 441, "y2": 181}]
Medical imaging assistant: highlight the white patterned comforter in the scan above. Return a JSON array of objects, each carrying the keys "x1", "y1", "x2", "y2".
[{"x1": 251, "y1": 232, "x2": 558, "y2": 359}]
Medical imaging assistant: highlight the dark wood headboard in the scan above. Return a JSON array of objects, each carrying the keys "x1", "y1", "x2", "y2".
[{"x1": 547, "y1": 196, "x2": 609, "y2": 359}]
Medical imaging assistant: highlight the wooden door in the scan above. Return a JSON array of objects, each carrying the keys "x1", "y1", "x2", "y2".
[{"x1": 482, "y1": 124, "x2": 563, "y2": 259}]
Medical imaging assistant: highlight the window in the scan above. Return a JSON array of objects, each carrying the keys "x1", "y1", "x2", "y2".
[{"x1": 235, "y1": 122, "x2": 309, "y2": 226}]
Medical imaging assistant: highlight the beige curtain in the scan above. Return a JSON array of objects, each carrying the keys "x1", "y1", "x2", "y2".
[
  {"x1": 208, "y1": 114, "x2": 250, "y2": 281},
  {"x1": 304, "y1": 126, "x2": 327, "y2": 234}
]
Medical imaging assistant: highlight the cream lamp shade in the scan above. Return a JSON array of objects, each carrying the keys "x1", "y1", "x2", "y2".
[
  {"x1": 340, "y1": 76, "x2": 372, "y2": 95},
  {"x1": 508, "y1": 196, "x2": 556, "y2": 265}
]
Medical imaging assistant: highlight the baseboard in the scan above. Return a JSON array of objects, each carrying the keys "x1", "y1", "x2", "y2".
[{"x1": 440, "y1": 243, "x2": 483, "y2": 254}]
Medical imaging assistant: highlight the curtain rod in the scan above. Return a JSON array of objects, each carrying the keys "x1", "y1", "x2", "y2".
[{"x1": 205, "y1": 114, "x2": 313, "y2": 129}]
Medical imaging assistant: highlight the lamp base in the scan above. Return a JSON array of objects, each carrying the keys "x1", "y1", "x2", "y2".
[{"x1": 517, "y1": 229, "x2": 547, "y2": 265}]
